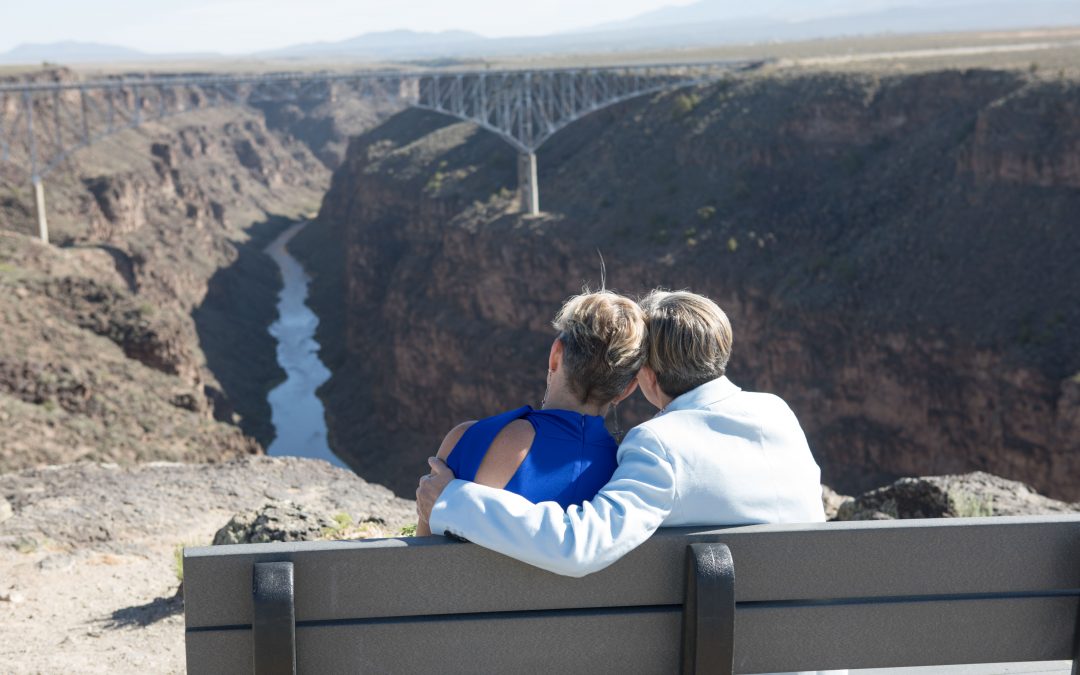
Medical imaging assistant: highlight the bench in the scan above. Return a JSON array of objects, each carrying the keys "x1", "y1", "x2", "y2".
[{"x1": 183, "y1": 514, "x2": 1080, "y2": 674}]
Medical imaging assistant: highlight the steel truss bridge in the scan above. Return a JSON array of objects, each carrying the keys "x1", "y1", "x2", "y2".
[{"x1": 0, "y1": 61, "x2": 764, "y2": 243}]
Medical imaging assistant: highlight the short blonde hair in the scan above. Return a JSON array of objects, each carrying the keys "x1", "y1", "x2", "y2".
[
  {"x1": 552, "y1": 290, "x2": 648, "y2": 405},
  {"x1": 640, "y1": 290, "x2": 733, "y2": 398}
]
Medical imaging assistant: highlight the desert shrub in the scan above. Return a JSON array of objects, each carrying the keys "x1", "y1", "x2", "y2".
[
  {"x1": 173, "y1": 542, "x2": 202, "y2": 583},
  {"x1": 951, "y1": 492, "x2": 994, "y2": 518},
  {"x1": 425, "y1": 171, "x2": 446, "y2": 194},
  {"x1": 320, "y1": 512, "x2": 354, "y2": 538},
  {"x1": 672, "y1": 92, "x2": 702, "y2": 117}
]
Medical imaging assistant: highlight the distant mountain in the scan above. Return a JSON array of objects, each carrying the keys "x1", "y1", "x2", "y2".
[
  {"x1": 586, "y1": 0, "x2": 1078, "y2": 31},
  {"x1": 788, "y1": 1, "x2": 1080, "y2": 39},
  {"x1": 568, "y1": 0, "x2": 1080, "y2": 51},
  {"x1": 258, "y1": 30, "x2": 491, "y2": 60},
  {"x1": 582, "y1": 0, "x2": 897, "y2": 31},
  {"x1": 266, "y1": 1, "x2": 1080, "y2": 62},
  {"x1": 4, "y1": 1, "x2": 1080, "y2": 66},
  {"x1": 0, "y1": 41, "x2": 147, "y2": 64}
]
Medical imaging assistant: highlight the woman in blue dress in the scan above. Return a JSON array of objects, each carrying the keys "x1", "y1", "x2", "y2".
[{"x1": 416, "y1": 290, "x2": 647, "y2": 536}]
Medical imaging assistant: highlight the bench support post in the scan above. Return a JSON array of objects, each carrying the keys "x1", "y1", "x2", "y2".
[
  {"x1": 681, "y1": 543, "x2": 735, "y2": 675},
  {"x1": 1073, "y1": 597, "x2": 1080, "y2": 675},
  {"x1": 252, "y1": 562, "x2": 296, "y2": 675}
]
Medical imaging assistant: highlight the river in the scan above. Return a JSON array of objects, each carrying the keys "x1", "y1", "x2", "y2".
[{"x1": 263, "y1": 221, "x2": 348, "y2": 469}]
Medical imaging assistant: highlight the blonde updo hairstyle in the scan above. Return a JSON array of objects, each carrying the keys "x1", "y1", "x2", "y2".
[{"x1": 552, "y1": 290, "x2": 648, "y2": 406}]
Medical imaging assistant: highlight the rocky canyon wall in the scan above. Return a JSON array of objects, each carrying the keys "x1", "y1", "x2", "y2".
[
  {"x1": 300, "y1": 68, "x2": 1080, "y2": 500},
  {"x1": 0, "y1": 68, "x2": 387, "y2": 469}
]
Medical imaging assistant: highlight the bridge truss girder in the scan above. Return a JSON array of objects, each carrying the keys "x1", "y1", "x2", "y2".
[
  {"x1": 0, "y1": 60, "x2": 766, "y2": 240},
  {"x1": 413, "y1": 63, "x2": 749, "y2": 154},
  {"x1": 410, "y1": 63, "x2": 760, "y2": 215}
]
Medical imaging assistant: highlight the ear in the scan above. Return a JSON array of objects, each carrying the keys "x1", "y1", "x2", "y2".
[
  {"x1": 549, "y1": 338, "x2": 563, "y2": 373},
  {"x1": 637, "y1": 365, "x2": 658, "y2": 392},
  {"x1": 611, "y1": 378, "x2": 639, "y2": 406}
]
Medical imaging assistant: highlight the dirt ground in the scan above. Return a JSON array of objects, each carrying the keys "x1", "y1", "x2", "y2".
[{"x1": 0, "y1": 457, "x2": 415, "y2": 673}]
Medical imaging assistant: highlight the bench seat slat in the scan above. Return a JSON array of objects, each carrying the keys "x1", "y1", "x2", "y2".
[
  {"x1": 185, "y1": 595, "x2": 1077, "y2": 673},
  {"x1": 184, "y1": 516, "x2": 1080, "y2": 629}
]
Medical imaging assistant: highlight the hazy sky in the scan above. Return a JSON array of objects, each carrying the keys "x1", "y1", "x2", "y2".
[{"x1": 0, "y1": 0, "x2": 699, "y2": 54}]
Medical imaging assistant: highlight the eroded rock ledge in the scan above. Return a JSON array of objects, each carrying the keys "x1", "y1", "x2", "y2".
[{"x1": 828, "y1": 471, "x2": 1080, "y2": 521}]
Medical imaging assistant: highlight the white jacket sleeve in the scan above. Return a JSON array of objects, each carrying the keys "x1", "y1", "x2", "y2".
[{"x1": 427, "y1": 426, "x2": 676, "y2": 578}]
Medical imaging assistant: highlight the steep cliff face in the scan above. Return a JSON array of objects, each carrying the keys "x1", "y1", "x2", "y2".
[
  {"x1": 302, "y1": 68, "x2": 1080, "y2": 499},
  {"x1": 0, "y1": 69, "x2": 362, "y2": 468}
]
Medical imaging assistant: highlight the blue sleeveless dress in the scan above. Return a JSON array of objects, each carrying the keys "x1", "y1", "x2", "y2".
[{"x1": 446, "y1": 406, "x2": 618, "y2": 509}]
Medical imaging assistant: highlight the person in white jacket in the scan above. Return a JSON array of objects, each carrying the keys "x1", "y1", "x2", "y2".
[{"x1": 416, "y1": 289, "x2": 827, "y2": 578}]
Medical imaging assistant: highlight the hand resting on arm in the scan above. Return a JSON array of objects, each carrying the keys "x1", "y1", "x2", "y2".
[
  {"x1": 420, "y1": 425, "x2": 677, "y2": 577},
  {"x1": 415, "y1": 419, "x2": 534, "y2": 536}
]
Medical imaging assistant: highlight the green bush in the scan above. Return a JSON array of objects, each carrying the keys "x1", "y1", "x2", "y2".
[
  {"x1": 173, "y1": 542, "x2": 201, "y2": 583},
  {"x1": 425, "y1": 171, "x2": 446, "y2": 194},
  {"x1": 671, "y1": 92, "x2": 702, "y2": 117},
  {"x1": 950, "y1": 492, "x2": 994, "y2": 518}
]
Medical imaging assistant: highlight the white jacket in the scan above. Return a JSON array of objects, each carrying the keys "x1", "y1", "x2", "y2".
[{"x1": 430, "y1": 376, "x2": 827, "y2": 577}]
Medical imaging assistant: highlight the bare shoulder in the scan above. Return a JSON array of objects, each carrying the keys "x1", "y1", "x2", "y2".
[
  {"x1": 436, "y1": 421, "x2": 477, "y2": 460},
  {"x1": 490, "y1": 419, "x2": 535, "y2": 451},
  {"x1": 474, "y1": 419, "x2": 535, "y2": 488}
]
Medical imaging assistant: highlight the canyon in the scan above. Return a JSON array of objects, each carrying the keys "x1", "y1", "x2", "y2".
[
  {"x1": 1, "y1": 64, "x2": 1077, "y2": 501},
  {"x1": 296, "y1": 67, "x2": 1080, "y2": 500},
  {"x1": 1, "y1": 60, "x2": 1079, "y2": 673},
  {"x1": 0, "y1": 68, "x2": 392, "y2": 470}
]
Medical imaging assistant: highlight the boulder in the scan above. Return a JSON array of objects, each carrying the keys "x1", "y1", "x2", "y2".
[
  {"x1": 213, "y1": 501, "x2": 336, "y2": 545},
  {"x1": 212, "y1": 500, "x2": 389, "y2": 545},
  {"x1": 821, "y1": 485, "x2": 852, "y2": 521},
  {"x1": 835, "y1": 472, "x2": 1080, "y2": 521}
]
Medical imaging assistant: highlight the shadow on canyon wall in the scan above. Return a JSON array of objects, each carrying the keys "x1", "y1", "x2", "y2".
[{"x1": 193, "y1": 216, "x2": 297, "y2": 447}]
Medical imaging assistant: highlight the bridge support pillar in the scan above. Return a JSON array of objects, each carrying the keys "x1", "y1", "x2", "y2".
[
  {"x1": 33, "y1": 178, "x2": 49, "y2": 245},
  {"x1": 518, "y1": 152, "x2": 540, "y2": 217}
]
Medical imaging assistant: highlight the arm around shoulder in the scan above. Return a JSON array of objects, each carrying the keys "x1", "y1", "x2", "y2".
[
  {"x1": 429, "y1": 425, "x2": 677, "y2": 577},
  {"x1": 416, "y1": 421, "x2": 475, "y2": 536}
]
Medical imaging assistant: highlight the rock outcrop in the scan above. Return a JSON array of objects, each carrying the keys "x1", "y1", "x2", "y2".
[
  {"x1": 298, "y1": 68, "x2": 1080, "y2": 499},
  {"x1": 831, "y1": 472, "x2": 1080, "y2": 520},
  {"x1": 213, "y1": 500, "x2": 398, "y2": 545}
]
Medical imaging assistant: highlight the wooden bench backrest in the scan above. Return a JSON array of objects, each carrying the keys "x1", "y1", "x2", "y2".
[{"x1": 184, "y1": 515, "x2": 1080, "y2": 673}]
